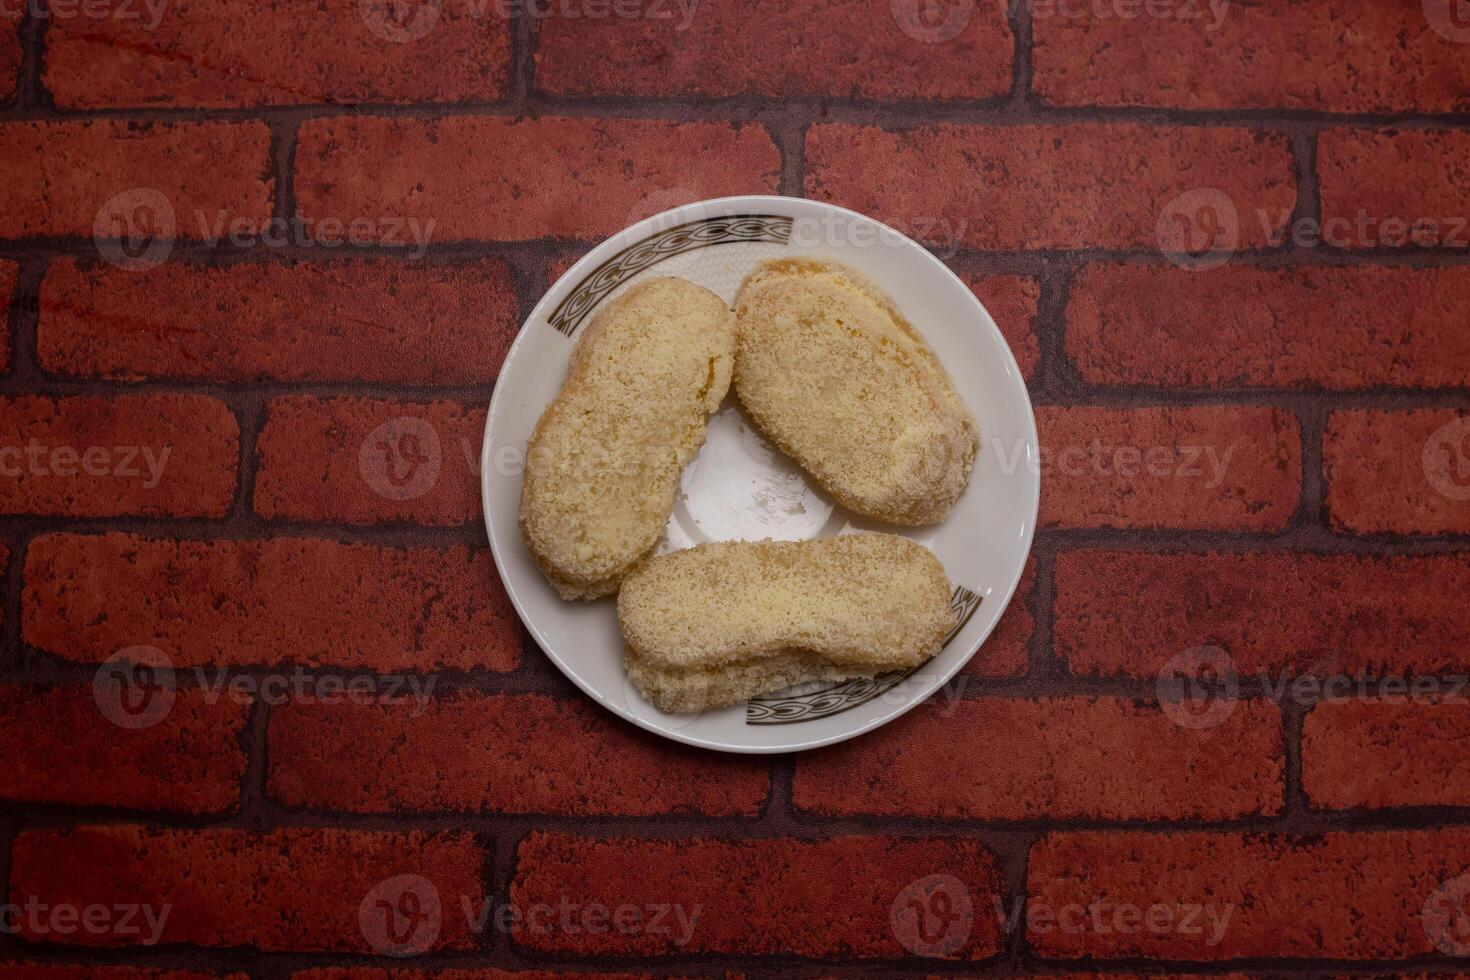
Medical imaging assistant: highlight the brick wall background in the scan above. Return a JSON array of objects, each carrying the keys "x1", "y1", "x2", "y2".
[{"x1": 1, "y1": 0, "x2": 1469, "y2": 975}]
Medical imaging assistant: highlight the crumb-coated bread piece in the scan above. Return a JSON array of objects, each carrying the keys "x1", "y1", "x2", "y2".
[
  {"x1": 733, "y1": 258, "x2": 978, "y2": 525},
  {"x1": 520, "y1": 277, "x2": 735, "y2": 600},
  {"x1": 625, "y1": 648, "x2": 877, "y2": 715},
  {"x1": 619, "y1": 533, "x2": 953, "y2": 711}
]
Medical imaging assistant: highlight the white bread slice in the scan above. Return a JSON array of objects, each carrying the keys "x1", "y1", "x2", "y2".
[
  {"x1": 619, "y1": 534, "x2": 952, "y2": 711},
  {"x1": 520, "y1": 277, "x2": 735, "y2": 600},
  {"x1": 733, "y1": 258, "x2": 978, "y2": 525}
]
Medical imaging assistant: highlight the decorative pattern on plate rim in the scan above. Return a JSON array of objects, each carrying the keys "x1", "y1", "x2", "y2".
[
  {"x1": 547, "y1": 214, "x2": 794, "y2": 337},
  {"x1": 745, "y1": 585, "x2": 983, "y2": 725}
]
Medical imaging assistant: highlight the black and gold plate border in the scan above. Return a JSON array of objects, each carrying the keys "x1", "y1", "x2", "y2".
[
  {"x1": 745, "y1": 585, "x2": 984, "y2": 726},
  {"x1": 547, "y1": 214, "x2": 794, "y2": 338}
]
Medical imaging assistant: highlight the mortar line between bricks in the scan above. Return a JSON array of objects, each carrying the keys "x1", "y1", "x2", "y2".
[
  {"x1": 1007, "y1": 0, "x2": 1035, "y2": 108},
  {"x1": 9, "y1": 97, "x2": 1470, "y2": 129},
  {"x1": 1025, "y1": 538, "x2": 1064, "y2": 683},
  {"x1": 268, "y1": 115, "x2": 300, "y2": 225},
  {"x1": 18, "y1": 935, "x2": 1470, "y2": 977},
  {"x1": 15, "y1": 946, "x2": 1470, "y2": 978},
  {"x1": 8, "y1": 370, "x2": 1470, "y2": 405},
  {"x1": 235, "y1": 694, "x2": 271, "y2": 826},
  {"x1": 1281, "y1": 696, "x2": 1308, "y2": 818},
  {"x1": 227, "y1": 391, "x2": 268, "y2": 528},
  {"x1": 14, "y1": 0, "x2": 47, "y2": 110},
  {"x1": 1295, "y1": 401, "x2": 1330, "y2": 531},
  {"x1": 11, "y1": 236, "x2": 1470, "y2": 269},
  {"x1": 510, "y1": 10, "x2": 536, "y2": 108},
  {"x1": 479, "y1": 832, "x2": 504, "y2": 956},
  {"x1": 995, "y1": 829, "x2": 1038, "y2": 966},
  {"x1": 14, "y1": 654, "x2": 1470, "y2": 706},
  {"x1": 10, "y1": 517, "x2": 1470, "y2": 553},
  {"x1": 19, "y1": 777, "x2": 1470, "y2": 833},
  {"x1": 1026, "y1": 263, "x2": 1077, "y2": 406},
  {"x1": 1293, "y1": 128, "x2": 1322, "y2": 226}
]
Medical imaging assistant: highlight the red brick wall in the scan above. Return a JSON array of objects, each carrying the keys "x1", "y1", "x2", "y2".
[{"x1": 2, "y1": 0, "x2": 1468, "y2": 975}]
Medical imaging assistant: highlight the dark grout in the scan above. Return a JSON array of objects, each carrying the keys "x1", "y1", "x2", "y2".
[{"x1": 2, "y1": 14, "x2": 1467, "y2": 979}]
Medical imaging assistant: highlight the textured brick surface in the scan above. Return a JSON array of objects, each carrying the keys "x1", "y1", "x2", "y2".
[
  {"x1": 1054, "y1": 550, "x2": 1470, "y2": 678},
  {"x1": 9, "y1": 826, "x2": 484, "y2": 951},
  {"x1": 39, "y1": 259, "x2": 518, "y2": 383},
  {"x1": 0, "y1": 260, "x2": 15, "y2": 371},
  {"x1": 962, "y1": 556, "x2": 1034, "y2": 677},
  {"x1": 8, "y1": 5, "x2": 1466, "y2": 976},
  {"x1": 1028, "y1": 830, "x2": 1470, "y2": 959},
  {"x1": 0, "y1": 395, "x2": 238, "y2": 517},
  {"x1": 296, "y1": 116, "x2": 781, "y2": 242},
  {"x1": 795, "y1": 697, "x2": 1283, "y2": 821},
  {"x1": 0, "y1": 968, "x2": 233, "y2": 980},
  {"x1": 535, "y1": 0, "x2": 1014, "y2": 100},
  {"x1": 267, "y1": 692, "x2": 768, "y2": 815},
  {"x1": 1067, "y1": 263, "x2": 1470, "y2": 389},
  {"x1": 1033, "y1": 0, "x2": 1470, "y2": 112},
  {"x1": 511, "y1": 833, "x2": 1004, "y2": 957},
  {"x1": 1304, "y1": 698, "x2": 1470, "y2": 810},
  {"x1": 965, "y1": 273, "x2": 1040, "y2": 382},
  {"x1": 806, "y1": 124, "x2": 1295, "y2": 251},
  {"x1": 22, "y1": 533, "x2": 520, "y2": 671},
  {"x1": 0, "y1": 685, "x2": 247, "y2": 813},
  {"x1": 1319, "y1": 130, "x2": 1470, "y2": 247},
  {"x1": 0, "y1": 121, "x2": 272, "y2": 239},
  {"x1": 1325, "y1": 409, "x2": 1470, "y2": 535},
  {"x1": 0, "y1": 17, "x2": 16, "y2": 102},
  {"x1": 290, "y1": 972, "x2": 658, "y2": 980},
  {"x1": 1036, "y1": 405, "x2": 1300, "y2": 530},
  {"x1": 45, "y1": 0, "x2": 510, "y2": 107},
  {"x1": 254, "y1": 397, "x2": 484, "y2": 526}
]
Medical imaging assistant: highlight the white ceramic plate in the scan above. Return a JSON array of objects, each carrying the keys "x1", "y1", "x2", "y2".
[{"x1": 481, "y1": 196, "x2": 1038, "y2": 753}]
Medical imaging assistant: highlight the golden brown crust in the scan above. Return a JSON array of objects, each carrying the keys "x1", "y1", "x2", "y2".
[
  {"x1": 619, "y1": 534, "x2": 953, "y2": 711},
  {"x1": 519, "y1": 277, "x2": 735, "y2": 600},
  {"x1": 733, "y1": 258, "x2": 978, "y2": 525}
]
